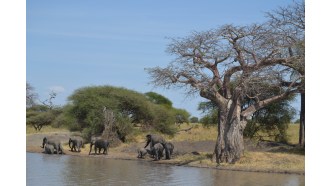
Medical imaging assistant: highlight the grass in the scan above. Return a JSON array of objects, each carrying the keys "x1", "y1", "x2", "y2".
[
  {"x1": 27, "y1": 123, "x2": 304, "y2": 174},
  {"x1": 161, "y1": 123, "x2": 304, "y2": 174},
  {"x1": 286, "y1": 124, "x2": 300, "y2": 145},
  {"x1": 186, "y1": 151, "x2": 304, "y2": 174},
  {"x1": 26, "y1": 125, "x2": 70, "y2": 135},
  {"x1": 165, "y1": 123, "x2": 218, "y2": 142}
]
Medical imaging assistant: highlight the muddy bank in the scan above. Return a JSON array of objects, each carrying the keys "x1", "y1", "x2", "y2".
[{"x1": 26, "y1": 132, "x2": 304, "y2": 175}]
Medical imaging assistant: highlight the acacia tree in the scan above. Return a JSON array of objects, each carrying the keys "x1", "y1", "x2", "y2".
[{"x1": 146, "y1": 3, "x2": 304, "y2": 164}]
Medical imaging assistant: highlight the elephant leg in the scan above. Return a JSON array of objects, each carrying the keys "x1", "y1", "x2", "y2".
[
  {"x1": 59, "y1": 144, "x2": 64, "y2": 154},
  {"x1": 154, "y1": 151, "x2": 159, "y2": 161},
  {"x1": 165, "y1": 149, "x2": 170, "y2": 159},
  {"x1": 89, "y1": 144, "x2": 93, "y2": 155},
  {"x1": 78, "y1": 142, "x2": 82, "y2": 152},
  {"x1": 54, "y1": 145, "x2": 59, "y2": 154}
]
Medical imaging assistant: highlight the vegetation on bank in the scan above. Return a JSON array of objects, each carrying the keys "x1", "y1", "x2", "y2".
[
  {"x1": 26, "y1": 85, "x2": 191, "y2": 143},
  {"x1": 27, "y1": 123, "x2": 304, "y2": 174}
]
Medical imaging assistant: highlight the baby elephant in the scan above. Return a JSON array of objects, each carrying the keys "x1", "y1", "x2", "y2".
[
  {"x1": 44, "y1": 143, "x2": 55, "y2": 154},
  {"x1": 137, "y1": 147, "x2": 147, "y2": 158},
  {"x1": 151, "y1": 143, "x2": 164, "y2": 161},
  {"x1": 69, "y1": 136, "x2": 84, "y2": 152},
  {"x1": 137, "y1": 147, "x2": 152, "y2": 158},
  {"x1": 164, "y1": 142, "x2": 174, "y2": 160}
]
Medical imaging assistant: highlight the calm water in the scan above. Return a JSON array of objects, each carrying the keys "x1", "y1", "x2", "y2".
[{"x1": 27, "y1": 153, "x2": 304, "y2": 186}]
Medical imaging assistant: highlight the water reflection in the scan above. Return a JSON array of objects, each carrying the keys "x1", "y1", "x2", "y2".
[{"x1": 27, "y1": 153, "x2": 304, "y2": 186}]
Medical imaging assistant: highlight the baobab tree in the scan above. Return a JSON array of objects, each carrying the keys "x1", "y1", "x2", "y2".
[{"x1": 146, "y1": 3, "x2": 304, "y2": 164}]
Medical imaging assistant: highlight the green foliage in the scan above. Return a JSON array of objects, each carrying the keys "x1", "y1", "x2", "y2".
[
  {"x1": 151, "y1": 105, "x2": 177, "y2": 136},
  {"x1": 172, "y1": 108, "x2": 190, "y2": 124},
  {"x1": 114, "y1": 114, "x2": 134, "y2": 142},
  {"x1": 65, "y1": 85, "x2": 179, "y2": 140},
  {"x1": 198, "y1": 93, "x2": 296, "y2": 142},
  {"x1": 197, "y1": 101, "x2": 218, "y2": 127},
  {"x1": 199, "y1": 110, "x2": 218, "y2": 127},
  {"x1": 243, "y1": 100, "x2": 296, "y2": 143},
  {"x1": 190, "y1": 116, "x2": 199, "y2": 123},
  {"x1": 145, "y1": 92, "x2": 173, "y2": 108},
  {"x1": 26, "y1": 105, "x2": 61, "y2": 131}
]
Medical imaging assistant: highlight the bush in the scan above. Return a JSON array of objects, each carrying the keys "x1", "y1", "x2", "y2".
[
  {"x1": 151, "y1": 105, "x2": 177, "y2": 136},
  {"x1": 190, "y1": 117, "x2": 199, "y2": 123},
  {"x1": 243, "y1": 101, "x2": 295, "y2": 143}
]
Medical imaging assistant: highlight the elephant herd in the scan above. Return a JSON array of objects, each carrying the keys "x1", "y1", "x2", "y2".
[
  {"x1": 41, "y1": 136, "x2": 109, "y2": 155},
  {"x1": 137, "y1": 134, "x2": 175, "y2": 161},
  {"x1": 42, "y1": 134, "x2": 174, "y2": 161}
]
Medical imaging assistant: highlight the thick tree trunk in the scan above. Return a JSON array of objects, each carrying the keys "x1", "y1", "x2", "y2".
[
  {"x1": 224, "y1": 117, "x2": 246, "y2": 163},
  {"x1": 213, "y1": 106, "x2": 246, "y2": 164},
  {"x1": 213, "y1": 108, "x2": 225, "y2": 164},
  {"x1": 299, "y1": 92, "x2": 305, "y2": 147}
]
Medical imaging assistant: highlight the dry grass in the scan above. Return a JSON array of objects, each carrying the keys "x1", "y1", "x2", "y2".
[
  {"x1": 165, "y1": 123, "x2": 218, "y2": 142},
  {"x1": 170, "y1": 151, "x2": 304, "y2": 174},
  {"x1": 26, "y1": 125, "x2": 70, "y2": 135},
  {"x1": 286, "y1": 124, "x2": 300, "y2": 145}
]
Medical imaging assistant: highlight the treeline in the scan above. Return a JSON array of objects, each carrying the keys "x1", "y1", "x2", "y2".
[
  {"x1": 26, "y1": 84, "x2": 190, "y2": 143},
  {"x1": 27, "y1": 83, "x2": 297, "y2": 144}
]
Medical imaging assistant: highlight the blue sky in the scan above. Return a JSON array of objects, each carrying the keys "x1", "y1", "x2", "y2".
[{"x1": 26, "y1": 0, "x2": 300, "y2": 118}]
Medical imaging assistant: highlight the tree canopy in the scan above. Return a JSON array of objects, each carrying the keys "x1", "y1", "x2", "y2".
[
  {"x1": 65, "y1": 86, "x2": 188, "y2": 140},
  {"x1": 146, "y1": 1, "x2": 304, "y2": 163}
]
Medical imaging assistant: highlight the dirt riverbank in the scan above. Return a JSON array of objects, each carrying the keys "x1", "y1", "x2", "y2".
[{"x1": 26, "y1": 131, "x2": 305, "y2": 175}]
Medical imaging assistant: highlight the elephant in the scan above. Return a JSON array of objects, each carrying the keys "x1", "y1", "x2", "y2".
[
  {"x1": 44, "y1": 143, "x2": 55, "y2": 154},
  {"x1": 144, "y1": 134, "x2": 170, "y2": 160},
  {"x1": 137, "y1": 147, "x2": 152, "y2": 159},
  {"x1": 164, "y1": 142, "x2": 174, "y2": 160},
  {"x1": 89, "y1": 137, "x2": 110, "y2": 155},
  {"x1": 144, "y1": 134, "x2": 166, "y2": 149},
  {"x1": 69, "y1": 136, "x2": 84, "y2": 152},
  {"x1": 150, "y1": 143, "x2": 164, "y2": 161},
  {"x1": 42, "y1": 137, "x2": 64, "y2": 154},
  {"x1": 137, "y1": 147, "x2": 147, "y2": 158}
]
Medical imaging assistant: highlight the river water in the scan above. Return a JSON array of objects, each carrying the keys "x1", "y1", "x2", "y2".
[{"x1": 27, "y1": 153, "x2": 304, "y2": 186}]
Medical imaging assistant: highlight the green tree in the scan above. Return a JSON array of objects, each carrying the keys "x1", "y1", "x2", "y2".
[
  {"x1": 145, "y1": 92, "x2": 173, "y2": 108},
  {"x1": 243, "y1": 99, "x2": 296, "y2": 143},
  {"x1": 66, "y1": 86, "x2": 178, "y2": 140},
  {"x1": 26, "y1": 105, "x2": 61, "y2": 131},
  {"x1": 26, "y1": 83, "x2": 62, "y2": 131},
  {"x1": 172, "y1": 108, "x2": 190, "y2": 125},
  {"x1": 190, "y1": 117, "x2": 199, "y2": 123}
]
